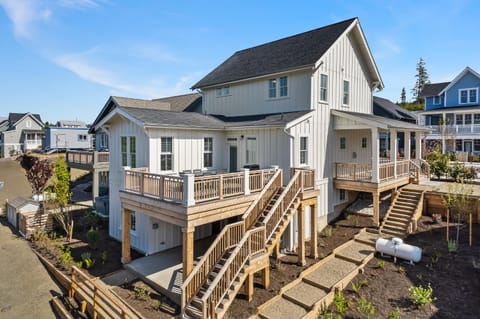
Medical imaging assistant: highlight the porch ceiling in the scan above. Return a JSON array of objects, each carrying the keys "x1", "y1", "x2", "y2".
[{"x1": 332, "y1": 109, "x2": 430, "y2": 132}]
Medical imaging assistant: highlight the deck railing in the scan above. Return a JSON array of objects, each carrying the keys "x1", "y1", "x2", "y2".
[
  {"x1": 66, "y1": 150, "x2": 109, "y2": 166},
  {"x1": 124, "y1": 167, "x2": 277, "y2": 206},
  {"x1": 181, "y1": 221, "x2": 245, "y2": 310},
  {"x1": 336, "y1": 160, "x2": 415, "y2": 183}
]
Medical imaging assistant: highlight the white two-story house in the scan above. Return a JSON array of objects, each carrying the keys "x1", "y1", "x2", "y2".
[
  {"x1": 419, "y1": 67, "x2": 480, "y2": 156},
  {"x1": 92, "y1": 18, "x2": 428, "y2": 316},
  {"x1": 0, "y1": 112, "x2": 44, "y2": 157}
]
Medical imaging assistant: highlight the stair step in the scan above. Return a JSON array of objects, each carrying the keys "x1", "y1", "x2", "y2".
[
  {"x1": 383, "y1": 224, "x2": 407, "y2": 232},
  {"x1": 388, "y1": 214, "x2": 411, "y2": 223},
  {"x1": 384, "y1": 219, "x2": 409, "y2": 227},
  {"x1": 391, "y1": 207, "x2": 414, "y2": 214},
  {"x1": 382, "y1": 229, "x2": 406, "y2": 237}
]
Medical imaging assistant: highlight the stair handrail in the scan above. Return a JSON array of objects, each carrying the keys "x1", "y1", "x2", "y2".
[
  {"x1": 262, "y1": 170, "x2": 302, "y2": 244},
  {"x1": 408, "y1": 191, "x2": 425, "y2": 233},
  {"x1": 409, "y1": 160, "x2": 421, "y2": 182},
  {"x1": 200, "y1": 226, "x2": 266, "y2": 318},
  {"x1": 418, "y1": 159, "x2": 431, "y2": 178},
  {"x1": 181, "y1": 221, "x2": 245, "y2": 309},
  {"x1": 242, "y1": 168, "x2": 283, "y2": 230},
  {"x1": 379, "y1": 190, "x2": 401, "y2": 233}
]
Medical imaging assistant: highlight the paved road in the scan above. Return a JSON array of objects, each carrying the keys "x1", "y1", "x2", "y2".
[{"x1": 0, "y1": 219, "x2": 61, "y2": 318}]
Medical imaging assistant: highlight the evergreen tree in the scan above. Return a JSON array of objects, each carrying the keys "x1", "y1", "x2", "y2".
[
  {"x1": 400, "y1": 87, "x2": 407, "y2": 104},
  {"x1": 411, "y1": 58, "x2": 430, "y2": 102}
]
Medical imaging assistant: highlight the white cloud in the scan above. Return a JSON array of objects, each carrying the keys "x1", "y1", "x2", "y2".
[
  {"x1": 57, "y1": 0, "x2": 105, "y2": 9},
  {"x1": 374, "y1": 36, "x2": 401, "y2": 59},
  {"x1": 0, "y1": 0, "x2": 51, "y2": 38},
  {"x1": 53, "y1": 50, "x2": 194, "y2": 98}
]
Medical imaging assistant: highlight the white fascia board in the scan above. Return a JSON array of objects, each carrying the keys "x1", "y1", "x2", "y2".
[
  {"x1": 285, "y1": 111, "x2": 314, "y2": 130},
  {"x1": 439, "y1": 66, "x2": 480, "y2": 95},
  {"x1": 331, "y1": 109, "x2": 388, "y2": 130},
  {"x1": 95, "y1": 108, "x2": 145, "y2": 131}
]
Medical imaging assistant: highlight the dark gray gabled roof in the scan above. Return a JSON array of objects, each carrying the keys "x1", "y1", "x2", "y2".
[
  {"x1": 192, "y1": 18, "x2": 356, "y2": 89},
  {"x1": 373, "y1": 96, "x2": 416, "y2": 123},
  {"x1": 120, "y1": 107, "x2": 226, "y2": 129},
  {"x1": 8, "y1": 112, "x2": 43, "y2": 125},
  {"x1": 419, "y1": 82, "x2": 450, "y2": 98},
  {"x1": 213, "y1": 111, "x2": 311, "y2": 128}
]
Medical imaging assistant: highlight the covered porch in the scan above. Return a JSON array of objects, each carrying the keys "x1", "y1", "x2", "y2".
[{"x1": 332, "y1": 110, "x2": 431, "y2": 225}]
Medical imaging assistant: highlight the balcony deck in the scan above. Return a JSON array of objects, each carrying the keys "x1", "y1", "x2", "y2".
[{"x1": 66, "y1": 150, "x2": 109, "y2": 171}]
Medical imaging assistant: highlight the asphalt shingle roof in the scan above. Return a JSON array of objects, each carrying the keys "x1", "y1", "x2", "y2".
[
  {"x1": 373, "y1": 96, "x2": 416, "y2": 123},
  {"x1": 419, "y1": 82, "x2": 450, "y2": 98},
  {"x1": 8, "y1": 113, "x2": 43, "y2": 125},
  {"x1": 192, "y1": 18, "x2": 356, "y2": 89},
  {"x1": 153, "y1": 93, "x2": 202, "y2": 112}
]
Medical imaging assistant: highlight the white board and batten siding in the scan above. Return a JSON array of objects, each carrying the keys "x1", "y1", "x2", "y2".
[
  {"x1": 202, "y1": 71, "x2": 311, "y2": 116},
  {"x1": 308, "y1": 29, "x2": 375, "y2": 220}
]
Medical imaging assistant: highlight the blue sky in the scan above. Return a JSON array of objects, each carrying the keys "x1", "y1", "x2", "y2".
[{"x1": 0, "y1": 0, "x2": 478, "y2": 123}]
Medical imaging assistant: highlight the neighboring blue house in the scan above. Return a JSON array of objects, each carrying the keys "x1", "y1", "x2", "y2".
[
  {"x1": 43, "y1": 120, "x2": 92, "y2": 151},
  {"x1": 419, "y1": 67, "x2": 480, "y2": 154}
]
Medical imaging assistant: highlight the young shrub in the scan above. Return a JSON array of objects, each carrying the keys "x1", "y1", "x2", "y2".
[
  {"x1": 398, "y1": 266, "x2": 406, "y2": 275},
  {"x1": 322, "y1": 226, "x2": 333, "y2": 238},
  {"x1": 351, "y1": 279, "x2": 368, "y2": 295},
  {"x1": 387, "y1": 307, "x2": 401, "y2": 319},
  {"x1": 59, "y1": 247, "x2": 74, "y2": 269},
  {"x1": 357, "y1": 297, "x2": 375, "y2": 319},
  {"x1": 376, "y1": 260, "x2": 385, "y2": 269},
  {"x1": 134, "y1": 286, "x2": 150, "y2": 300},
  {"x1": 333, "y1": 290, "x2": 350, "y2": 316},
  {"x1": 101, "y1": 250, "x2": 108, "y2": 264},
  {"x1": 87, "y1": 227, "x2": 100, "y2": 249},
  {"x1": 81, "y1": 252, "x2": 96, "y2": 269},
  {"x1": 409, "y1": 283, "x2": 436, "y2": 307},
  {"x1": 447, "y1": 239, "x2": 458, "y2": 253}
]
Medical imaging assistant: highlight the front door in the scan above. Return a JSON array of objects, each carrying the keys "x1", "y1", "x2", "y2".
[
  {"x1": 229, "y1": 146, "x2": 237, "y2": 172},
  {"x1": 465, "y1": 140, "x2": 473, "y2": 153}
]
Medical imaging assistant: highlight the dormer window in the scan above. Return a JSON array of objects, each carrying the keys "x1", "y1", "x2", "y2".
[
  {"x1": 459, "y1": 88, "x2": 478, "y2": 104},
  {"x1": 268, "y1": 76, "x2": 288, "y2": 99},
  {"x1": 433, "y1": 96, "x2": 441, "y2": 105},
  {"x1": 216, "y1": 86, "x2": 230, "y2": 97}
]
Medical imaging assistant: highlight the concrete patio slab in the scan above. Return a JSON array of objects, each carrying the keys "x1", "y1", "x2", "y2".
[
  {"x1": 335, "y1": 241, "x2": 375, "y2": 263},
  {"x1": 304, "y1": 257, "x2": 357, "y2": 289},
  {"x1": 283, "y1": 282, "x2": 328, "y2": 308},
  {"x1": 260, "y1": 297, "x2": 307, "y2": 319}
]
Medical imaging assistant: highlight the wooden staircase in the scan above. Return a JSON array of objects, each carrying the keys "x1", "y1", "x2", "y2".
[
  {"x1": 380, "y1": 188, "x2": 424, "y2": 238},
  {"x1": 181, "y1": 168, "x2": 315, "y2": 319}
]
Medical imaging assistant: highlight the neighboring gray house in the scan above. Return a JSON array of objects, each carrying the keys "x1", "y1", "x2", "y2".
[
  {"x1": 0, "y1": 112, "x2": 44, "y2": 158},
  {"x1": 43, "y1": 120, "x2": 92, "y2": 151}
]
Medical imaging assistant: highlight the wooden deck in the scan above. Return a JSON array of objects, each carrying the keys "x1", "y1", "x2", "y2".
[{"x1": 66, "y1": 150, "x2": 109, "y2": 171}]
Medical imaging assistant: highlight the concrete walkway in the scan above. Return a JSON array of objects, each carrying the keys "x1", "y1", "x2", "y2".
[
  {"x1": 0, "y1": 218, "x2": 62, "y2": 318},
  {"x1": 256, "y1": 229, "x2": 380, "y2": 319}
]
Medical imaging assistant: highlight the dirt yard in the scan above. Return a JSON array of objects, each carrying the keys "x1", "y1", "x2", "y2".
[{"x1": 0, "y1": 158, "x2": 32, "y2": 206}]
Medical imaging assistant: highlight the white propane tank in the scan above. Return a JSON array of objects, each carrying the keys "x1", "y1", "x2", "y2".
[{"x1": 375, "y1": 237, "x2": 422, "y2": 264}]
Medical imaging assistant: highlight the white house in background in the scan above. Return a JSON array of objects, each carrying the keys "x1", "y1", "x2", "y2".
[
  {"x1": 419, "y1": 67, "x2": 480, "y2": 155},
  {"x1": 91, "y1": 17, "x2": 429, "y2": 315},
  {"x1": 0, "y1": 112, "x2": 44, "y2": 157}
]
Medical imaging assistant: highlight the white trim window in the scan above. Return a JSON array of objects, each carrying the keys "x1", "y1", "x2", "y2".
[
  {"x1": 160, "y1": 137, "x2": 173, "y2": 171},
  {"x1": 456, "y1": 114, "x2": 463, "y2": 125},
  {"x1": 361, "y1": 137, "x2": 367, "y2": 148},
  {"x1": 340, "y1": 137, "x2": 346, "y2": 149},
  {"x1": 268, "y1": 76, "x2": 288, "y2": 98},
  {"x1": 459, "y1": 88, "x2": 478, "y2": 104},
  {"x1": 203, "y1": 137, "x2": 213, "y2": 168},
  {"x1": 246, "y1": 137, "x2": 257, "y2": 164},
  {"x1": 300, "y1": 137, "x2": 308, "y2": 165},
  {"x1": 339, "y1": 189, "x2": 346, "y2": 201},
  {"x1": 121, "y1": 136, "x2": 127, "y2": 166},
  {"x1": 129, "y1": 136, "x2": 136, "y2": 168},
  {"x1": 130, "y1": 212, "x2": 136, "y2": 231},
  {"x1": 216, "y1": 86, "x2": 230, "y2": 97},
  {"x1": 465, "y1": 114, "x2": 472, "y2": 125},
  {"x1": 433, "y1": 96, "x2": 441, "y2": 105},
  {"x1": 474, "y1": 114, "x2": 480, "y2": 125},
  {"x1": 343, "y1": 80, "x2": 350, "y2": 105},
  {"x1": 319, "y1": 74, "x2": 328, "y2": 102}
]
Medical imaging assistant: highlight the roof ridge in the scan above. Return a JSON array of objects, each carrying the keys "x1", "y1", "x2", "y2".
[{"x1": 152, "y1": 92, "x2": 201, "y2": 101}]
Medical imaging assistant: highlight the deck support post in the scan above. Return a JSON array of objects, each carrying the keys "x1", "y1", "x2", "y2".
[
  {"x1": 373, "y1": 192, "x2": 380, "y2": 227},
  {"x1": 121, "y1": 208, "x2": 131, "y2": 264},
  {"x1": 297, "y1": 205, "x2": 306, "y2": 266},
  {"x1": 371, "y1": 128, "x2": 380, "y2": 183},
  {"x1": 92, "y1": 169, "x2": 99, "y2": 205},
  {"x1": 182, "y1": 174, "x2": 195, "y2": 207},
  {"x1": 182, "y1": 226, "x2": 195, "y2": 280},
  {"x1": 244, "y1": 273, "x2": 254, "y2": 301},
  {"x1": 262, "y1": 266, "x2": 270, "y2": 289},
  {"x1": 310, "y1": 203, "x2": 318, "y2": 259}
]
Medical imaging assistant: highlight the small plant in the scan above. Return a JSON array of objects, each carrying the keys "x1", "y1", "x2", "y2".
[
  {"x1": 322, "y1": 226, "x2": 333, "y2": 238},
  {"x1": 409, "y1": 283, "x2": 436, "y2": 307},
  {"x1": 101, "y1": 250, "x2": 108, "y2": 264},
  {"x1": 431, "y1": 253, "x2": 440, "y2": 264},
  {"x1": 351, "y1": 279, "x2": 368, "y2": 295},
  {"x1": 333, "y1": 290, "x2": 350, "y2": 316},
  {"x1": 376, "y1": 260, "x2": 385, "y2": 269},
  {"x1": 59, "y1": 247, "x2": 74, "y2": 268},
  {"x1": 398, "y1": 266, "x2": 406, "y2": 275},
  {"x1": 87, "y1": 227, "x2": 100, "y2": 247},
  {"x1": 134, "y1": 286, "x2": 150, "y2": 300},
  {"x1": 447, "y1": 239, "x2": 457, "y2": 253},
  {"x1": 357, "y1": 297, "x2": 375, "y2": 319},
  {"x1": 81, "y1": 252, "x2": 96, "y2": 269},
  {"x1": 270, "y1": 259, "x2": 284, "y2": 271},
  {"x1": 344, "y1": 213, "x2": 352, "y2": 220},
  {"x1": 76, "y1": 261, "x2": 83, "y2": 268},
  {"x1": 416, "y1": 273, "x2": 423, "y2": 281},
  {"x1": 387, "y1": 307, "x2": 401, "y2": 319},
  {"x1": 151, "y1": 299, "x2": 162, "y2": 310}
]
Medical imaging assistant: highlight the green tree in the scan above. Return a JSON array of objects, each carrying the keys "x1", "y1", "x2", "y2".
[
  {"x1": 411, "y1": 57, "x2": 430, "y2": 103},
  {"x1": 400, "y1": 87, "x2": 407, "y2": 104},
  {"x1": 426, "y1": 145, "x2": 449, "y2": 179},
  {"x1": 52, "y1": 156, "x2": 73, "y2": 241}
]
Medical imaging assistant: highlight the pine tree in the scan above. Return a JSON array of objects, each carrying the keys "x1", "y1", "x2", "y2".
[
  {"x1": 411, "y1": 58, "x2": 430, "y2": 102},
  {"x1": 400, "y1": 87, "x2": 407, "y2": 104}
]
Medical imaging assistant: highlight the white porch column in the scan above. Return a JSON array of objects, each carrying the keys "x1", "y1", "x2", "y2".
[
  {"x1": 442, "y1": 113, "x2": 446, "y2": 153},
  {"x1": 415, "y1": 132, "x2": 422, "y2": 159},
  {"x1": 390, "y1": 130, "x2": 398, "y2": 178},
  {"x1": 371, "y1": 128, "x2": 380, "y2": 183},
  {"x1": 242, "y1": 168, "x2": 250, "y2": 195},
  {"x1": 405, "y1": 130, "x2": 411, "y2": 160},
  {"x1": 183, "y1": 174, "x2": 195, "y2": 207}
]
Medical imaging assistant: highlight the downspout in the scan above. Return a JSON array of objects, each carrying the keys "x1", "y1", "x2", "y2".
[{"x1": 284, "y1": 126, "x2": 295, "y2": 175}]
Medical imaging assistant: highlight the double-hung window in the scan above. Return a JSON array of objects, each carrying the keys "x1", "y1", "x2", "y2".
[
  {"x1": 268, "y1": 76, "x2": 288, "y2": 98},
  {"x1": 204, "y1": 137, "x2": 213, "y2": 168},
  {"x1": 121, "y1": 136, "x2": 127, "y2": 166},
  {"x1": 129, "y1": 137, "x2": 136, "y2": 168},
  {"x1": 343, "y1": 80, "x2": 350, "y2": 105},
  {"x1": 246, "y1": 137, "x2": 257, "y2": 164},
  {"x1": 340, "y1": 137, "x2": 346, "y2": 149},
  {"x1": 300, "y1": 137, "x2": 308, "y2": 165},
  {"x1": 216, "y1": 86, "x2": 230, "y2": 97},
  {"x1": 433, "y1": 96, "x2": 441, "y2": 105},
  {"x1": 161, "y1": 137, "x2": 173, "y2": 171},
  {"x1": 465, "y1": 114, "x2": 472, "y2": 125},
  {"x1": 361, "y1": 137, "x2": 367, "y2": 148},
  {"x1": 130, "y1": 212, "x2": 136, "y2": 231},
  {"x1": 320, "y1": 74, "x2": 328, "y2": 102},
  {"x1": 460, "y1": 88, "x2": 478, "y2": 104}
]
